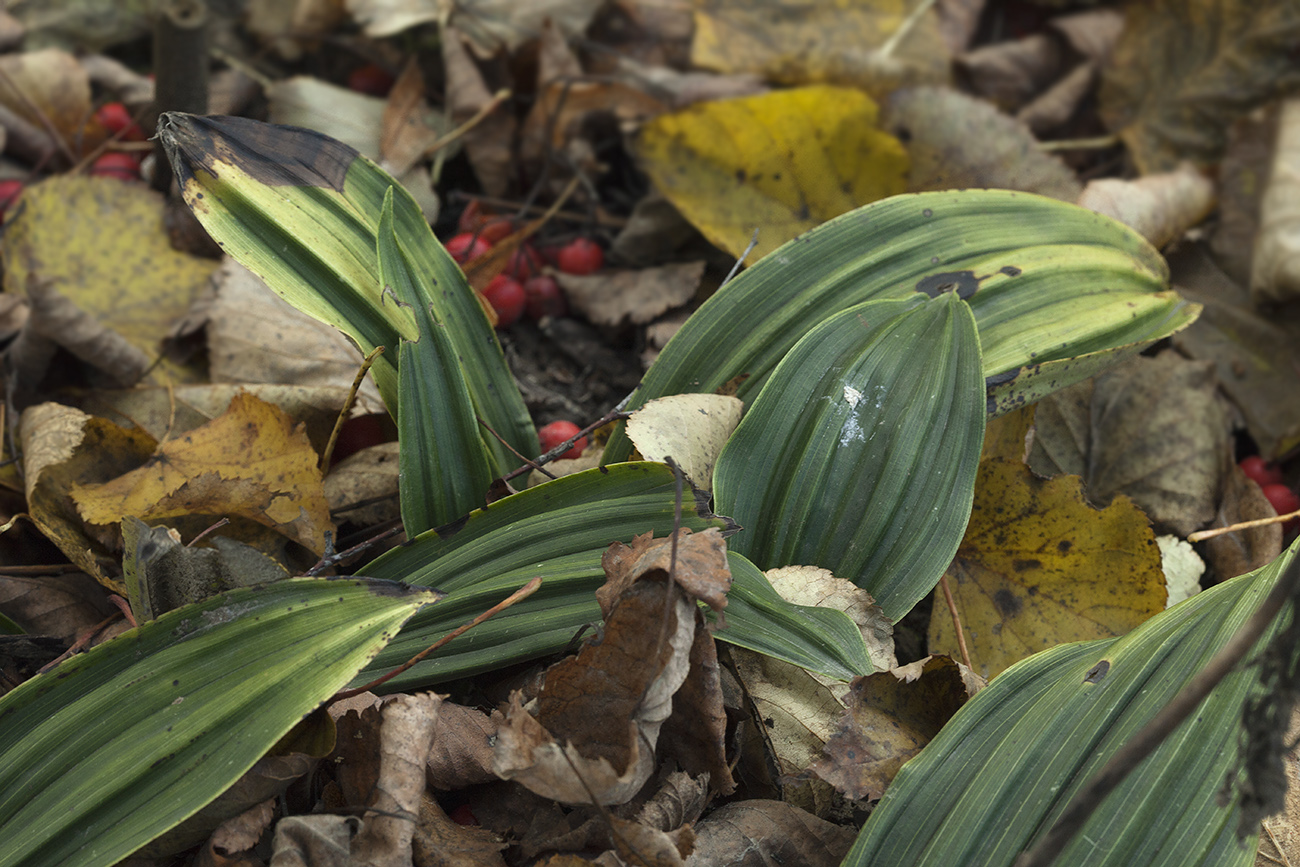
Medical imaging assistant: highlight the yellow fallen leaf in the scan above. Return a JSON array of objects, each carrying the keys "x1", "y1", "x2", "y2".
[
  {"x1": 71, "y1": 392, "x2": 333, "y2": 555},
  {"x1": 4, "y1": 176, "x2": 219, "y2": 384},
  {"x1": 634, "y1": 85, "x2": 908, "y2": 260},
  {"x1": 929, "y1": 456, "x2": 1166, "y2": 680}
]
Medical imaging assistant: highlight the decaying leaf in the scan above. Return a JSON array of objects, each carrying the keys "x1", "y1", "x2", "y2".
[
  {"x1": 442, "y1": 26, "x2": 512, "y2": 196},
  {"x1": 1027, "y1": 350, "x2": 1232, "y2": 536},
  {"x1": 4, "y1": 176, "x2": 218, "y2": 385},
  {"x1": 1099, "y1": 0, "x2": 1300, "y2": 173},
  {"x1": 0, "y1": 48, "x2": 94, "y2": 157},
  {"x1": 690, "y1": 0, "x2": 949, "y2": 94},
  {"x1": 20, "y1": 402, "x2": 158, "y2": 592},
  {"x1": 598, "y1": 528, "x2": 732, "y2": 616},
  {"x1": 0, "y1": 571, "x2": 114, "y2": 642},
  {"x1": 206, "y1": 258, "x2": 384, "y2": 416},
  {"x1": 70, "y1": 391, "x2": 334, "y2": 556},
  {"x1": 1169, "y1": 244, "x2": 1300, "y2": 460},
  {"x1": 1200, "y1": 463, "x2": 1283, "y2": 582},
  {"x1": 325, "y1": 442, "x2": 401, "y2": 529},
  {"x1": 685, "y1": 800, "x2": 856, "y2": 867},
  {"x1": 635, "y1": 85, "x2": 908, "y2": 260},
  {"x1": 625, "y1": 394, "x2": 744, "y2": 492},
  {"x1": 810, "y1": 655, "x2": 978, "y2": 800},
  {"x1": 425, "y1": 702, "x2": 501, "y2": 791},
  {"x1": 1076, "y1": 162, "x2": 1216, "y2": 249},
  {"x1": 493, "y1": 577, "x2": 696, "y2": 804},
  {"x1": 885, "y1": 86, "x2": 1081, "y2": 200},
  {"x1": 557, "y1": 262, "x2": 704, "y2": 328},
  {"x1": 929, "y1": 456, "x2": 1167, "y2": 679},
  {"x1": 351, "y1": 694, "x2": 441, "y2": 867}
]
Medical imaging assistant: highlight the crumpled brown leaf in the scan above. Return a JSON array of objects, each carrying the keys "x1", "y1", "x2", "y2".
[
  {"x1": 493, "y1": 575, "x2": 696, "y2": 805},
  {"x1": 684, "y1": 800, "x2": 856, "y2": 867},
  {"x1": 557, "y1": 263, "x2": 704, "y2": 328},
  {"x1": 442, "y1": 26, "x2": 512, "y2": 196},
  {"x1": 598, "y1": 528, "x2": 731, "y2": 616},
  {"x1": 1027, "y1": 350, "x2": 1232, "y2": 536},
  {"x1": 425, "y1": 702, "x2": 502, "y2": 791},
  {"x1": 810, "y1": 656, "x2": 978, "y2": 800}
]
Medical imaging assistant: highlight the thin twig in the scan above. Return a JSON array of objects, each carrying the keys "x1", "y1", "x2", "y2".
[
  {"x1": 1015, "y1": 553, "x2": 1300, "y2": 867},
  {"x1": 333, "y1": 576, "x2": 542, "y2": 699},
  {"x1": 304, "y1": 525, "x2": 404, "y2": 577},
  {"x1": 320, "y1": 345, "x2": 385, "y2": 471},
  {"x1": 479, "y1": 415, "x2": 556, "y2": 481},
  {"x1": 939, "y1": 573, "x2": 971, "y2": 669},
  {"x1": 720, "y1": 229, "x2": 759, "y2": 288},
  {"x1": 1189, "y1": 510, "x2": 1300, "y2": 542},
  {"x1": 186, "y1": 517, "x2": 229, "y2": 547},
  {"x1": 500, "y1": 406, "x2": 631, "y2": 484},
  {"x1": 1037, "y1": 134, "x2": 1120, "y2": 152},
  {"x1": 421, "y1": 88, "x2": 511, "y2": 159}
]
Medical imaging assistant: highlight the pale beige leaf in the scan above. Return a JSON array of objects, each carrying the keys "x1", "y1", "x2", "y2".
[
  {"x1": 626, "y1": 394, "x2": 743, "y2": 492},
  {"x1": 1077, "y1": 162, "x2": 1216, "y2": 249}
]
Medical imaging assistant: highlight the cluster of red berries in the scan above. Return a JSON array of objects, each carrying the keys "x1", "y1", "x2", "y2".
[
  {"x1": 1240, "y1": 456, "x2": 1299, "y2": 530},
  {"x1": 445, "y1": 202, "x2": 604, "y2": 328}
]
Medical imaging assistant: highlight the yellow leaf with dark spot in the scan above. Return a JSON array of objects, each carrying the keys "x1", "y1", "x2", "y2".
[
  {"x1": 71, "y1": 392, "x2": 333, "y2": 555},
  {"x1": 3, "y1": 176, "x2": 218, "y2": 383},
  {"x1": 634, "y1": 85, "x2": 908, "y2": 260},
  {"x1": 929, "y1": 456, "x2": 1166, "y2": 680}
]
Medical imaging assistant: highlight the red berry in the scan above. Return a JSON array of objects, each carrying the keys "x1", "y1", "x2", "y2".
[
  {"x1": 505, "y1": 244, "x2": 542, "y2": 280},
  {"x1": 524, "y1": 275, "x2": 567, "y2": 319},
  {"x1": 483, "y1": 274, "x2": 526, "y2": 327},
  {"x1": 457, "y1": 201, "x2": 515, "y2": 244},
  {"x1": 445, "y1": 232, "x2": 491, "y2": 264},
  {"x1": 448, "y1": 804, "x2": 479, "y2": 826},
  {"x1": 1240, "y1": 456, "x2": 1284, "y2": 488},
  {"x1": 95, "y1": 102, "x2": 145, "y2": 141},
  {"x1": 1262, "y1": 484, "x2": 1300, "y2": 518},
  {"x1": 538, "y1": 420, "x2": 587, "y2": 460},
  {"x1": 0, "y1": 179, "x2": 22, "y2": 217},
  {"x1": 347, "y1": 63, "x2": 395, "y2": 97},
  {"x1": 89, "y1": 152, "x2": 141, "y2": 180},
  {"x1": 555, "y1": 237, "x2": 603, "y2": 275}
]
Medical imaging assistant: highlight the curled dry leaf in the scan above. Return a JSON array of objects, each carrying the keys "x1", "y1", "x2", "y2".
[
  {"x1": 1252, "y1": 99, "x2": 1300, "y2": 304},
  {"x1": 352, "y1": 693, "x2": 442, "y2": 867},
  {"x1": 810, "y1": 655, "x2": 980, "y2": 801},
  {"x1": 493, "y1": 577, "x2": 696, "y2": 805},
  {"x1": 626, "y1": 394, "x2": 743, "y2": 493},
  {"x1": 557, "y1": 262, "x2": 705, "y2": 328},
  {"x1": 442, "y1": 26, "x2": 513, "y2": 197},
  {"x1": 271, "y1": 815, "x2": 361, "y2": 867},
  {"x1": 325, "y1": 441, "x2": 400, "y2": 528},
  {"x1": 425, "y1": 702, "x2": 502, "y2": 791},
  {"x1": 598, "y1": 528, "x2": 731, "y2": 616},
  {"x1": 412, "y1": 791, "x2": 507, "y2": 867},
  {"x1": 635, "y1": 771, "x2": 712, "y2": 832},
  {"x1": 1200, "y1": 463, "x2": 1283, "y2": 582},
  {"x1": 1076, "y1": 162, "x2": 1216, "y2": 250}
]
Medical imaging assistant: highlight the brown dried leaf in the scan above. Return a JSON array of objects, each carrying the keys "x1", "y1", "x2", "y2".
[
  {"x1": 412, "y1": 791, "x2": 507, "y2": 867},
  {"x1": 1099, "y1": 0, "x2": 1300, "y2": 173},
  {"x1": 494, "y1": 578, "x2": 695, "y2": 805},
  {"x1": 325, "y1": 442, "x2": 401, "y2": 529},
  {"x1": 956, "y1": 33, "x2": 1065, "y2": 110},
  {"x1": 425, "y1": 702, "x2": 501, "y2": 791},
  {"x1": 1027, "y1": 350, "x2": 1232, "y2": 536},
  {"x1": 1202, "y1": 464, "x2": 1283, "y2": 582},
  {"x1": 810, "y1": 656, "x2": 974, "y2": 800},
  {"x1": 443, "y1": 26, "x2": 513, "y2": 196},
  {"x1": 659, "y1": 614, "x2": 735, "y2": 795},
  {"x1": 24, "y1": 277, "x2": 151, "y2": 384},
  {"x1": 20, "y1": 403, "x2": 157, "y2": 592},
  {"x1": 598, "y1": 528, "x2": 731, "y2": 617},
  {"x1": 1076, "y1": 162, "x2": 1216, "y2": 249},
  {"x1": 353, "y1": 693, "x2": 442, "y2": 867},
  {"x1": 0, "y1": 572, "x2": 114, "y2": 642},
  {"x1": 207, "y1": 258, "x2": 384, "y2": 416},
  {"x1": 207, "y1": 799, "x2": 275, "y2": 856},
  {"x1": 270, "y1": 815, "x2": 360, "y2": 867},
  {"x1": 635, "y1": 771, "x2": 712, "y2": 832},
  {"x1": 609, "y1": 815, "x2": 693, "y2": 867},
  {"x1": 381, "y1": 58, "x2": 442, "y2": 178},
  {"x1": 765, "y1": 565, "x2": 896, "y2": 672},
  {"x1": 557, "y1": 262, "x2": 705, "y2": 328},
  {"x1": 1168, "y1": 244, "x2": 1300, "y2": 460},
  {"x1": 684, "y1": 800, "x2": 856, "y2": 867},
  {"x1": 0, "y1": 48, "x2": 94, "y2": 157}
]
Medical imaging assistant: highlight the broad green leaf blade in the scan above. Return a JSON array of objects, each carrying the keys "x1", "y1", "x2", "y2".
[
  {"x1": 156, "y1": 113, "x2": 534, "y2": 472},
  {"x1": 723, "y1": 551, "x2": 873, "y2": 681},
  {"x1": 0, "y1": 578, "x2": 436, "y2": 867},
  {"x1": 604, "y1": 189, "x2": 1191, "y2": 462},
  {"x1": 714, "y1": 295, "x2": 985, "y2": 621},
  {"x1": 378, "y1": 188, "x2": 494, "y2": 531},
  {"x1": 355, "y1": 462, "x2": 870, "y2": 687},
  {"x1": 844, "y1": 544, "x2": 1297, "y2": 867}
]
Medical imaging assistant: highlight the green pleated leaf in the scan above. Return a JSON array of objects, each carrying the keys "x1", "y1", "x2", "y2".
[
  {"x1": 714, "y1": 294, "x2": 985, "y2": 621},
  {"x1": 844, "y1": 544, "x2": 1298, "y2": 867},
  {"x1": 156, "y1": 113, "x2": 534, "y2": 473},
  {"x1": 724, "y1": 552, "x2": 873, "y2": 681},
  {"x1": 0, "y1": 578, "x2": 437, "y2": 867},
  {"x1": 604, "y1": 189, "x2": 1195, "y2": 462},
  {"x1": 355, "y1": 462, "x2": 870, "y2": 687},
  {"x1": 377, "y1": 188, "x2": 495, "y2": 531}
]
